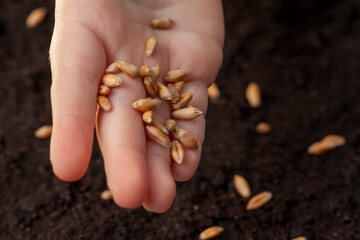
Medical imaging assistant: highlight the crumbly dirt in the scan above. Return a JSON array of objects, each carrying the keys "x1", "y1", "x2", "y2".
[{"x1": 1, "y1": 0, "x2": 360, "y2": 239}]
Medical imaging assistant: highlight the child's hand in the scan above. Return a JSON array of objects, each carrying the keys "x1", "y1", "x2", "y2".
[{"x1": 49, "y1": 0, "x2": 224, "y2": 213}]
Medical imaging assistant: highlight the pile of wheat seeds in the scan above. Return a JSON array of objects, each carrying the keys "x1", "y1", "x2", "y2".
[{"x1": 96, "y1": 17, "x2": 201, "y2": 166}]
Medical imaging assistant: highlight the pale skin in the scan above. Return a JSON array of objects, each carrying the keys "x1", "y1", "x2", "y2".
[{"x1": 49, "y1": 0, "x2": 224, "y2": 213}]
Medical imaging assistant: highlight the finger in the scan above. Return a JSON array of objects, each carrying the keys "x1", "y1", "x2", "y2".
[
  {"x1": 171, "y1": 82, "x2": 208, "y2": 182},
  {"x1": 160, "y1": 31, "x2": 222, "y2": 182},
  {"x1": 142, "y1": 141, "x2": 176, "y2": 213},
  {"x1": 49, "y1": 17, "x2": 106, "y2": 181},
  {"x1": 97, "y1": 73, "x2": 148, "y2": 209},
  {"x1": 141, "y1": 104, "x2": 176, "y2": 213}
]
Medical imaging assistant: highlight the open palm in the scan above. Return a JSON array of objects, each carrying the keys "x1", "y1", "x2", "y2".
[{"x1": 49, "y1": 0, "x2": 224, "y2": 213}]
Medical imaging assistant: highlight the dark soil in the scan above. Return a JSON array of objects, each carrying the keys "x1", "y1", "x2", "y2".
[{"x1": 1, "y1": 0, "x2": 360, "y2": 239}]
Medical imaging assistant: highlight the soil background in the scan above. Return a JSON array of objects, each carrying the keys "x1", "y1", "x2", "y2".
[{"x1": 1, "y1": 0, "x2": 360, "y2": 239}]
